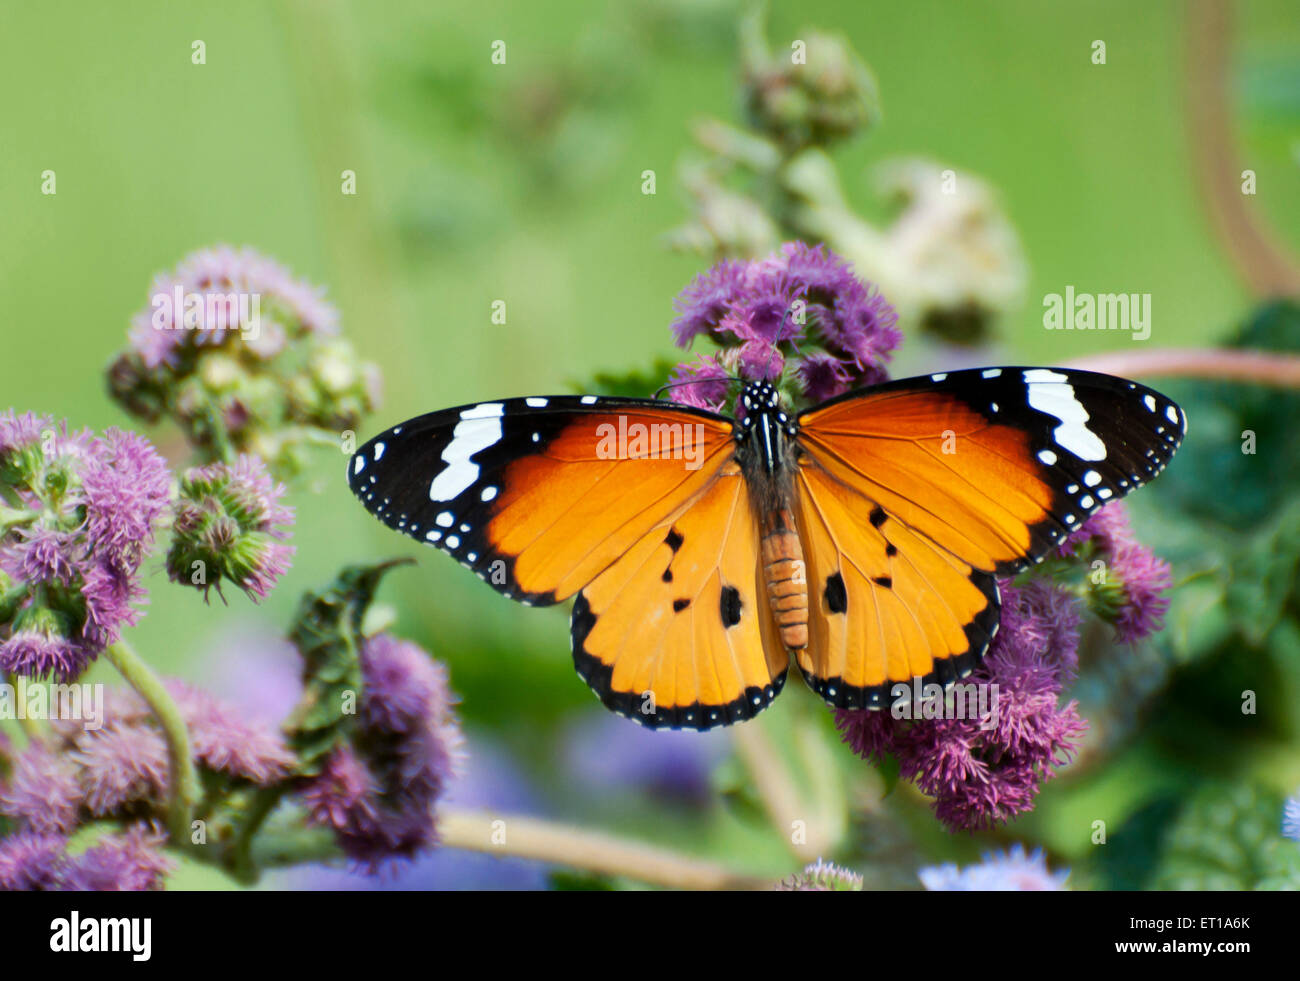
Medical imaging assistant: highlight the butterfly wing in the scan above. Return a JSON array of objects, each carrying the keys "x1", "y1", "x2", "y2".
[
  {"x1": 348, "y1": 395, "x2": 737, "y2": 605},
  {"x1": 572, "y1": 462, "x2": 788, "y2": 729},
  {"x1": 792, "y1": 366, "x2": 1184, "y2": 707}
]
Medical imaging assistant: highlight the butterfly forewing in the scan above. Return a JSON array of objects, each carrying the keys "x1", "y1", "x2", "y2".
[
  {"x1": 797, "y1": 367, "x2": 1186, "y2": 576},
  {"x1": 347, "y1": 396, "x2": 736, "y2": 605}
]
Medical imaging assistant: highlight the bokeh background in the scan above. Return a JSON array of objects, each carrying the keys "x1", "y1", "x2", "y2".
[{"x1": 2, "y1": 0, "x2": 1299, "y2": 889}]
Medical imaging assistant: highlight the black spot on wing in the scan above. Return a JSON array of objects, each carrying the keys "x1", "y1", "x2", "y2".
[
  {"x1": 672, "y1": 598, "x2": 690, "y2": 612},
  {"x1": 868, "y1": 506, "x2": 887, "y2": 528},
  {"x1": 871, "y1": 575, "x2": 893, "y2": 589},
  {"x1": 719, "y1": 585, "x2": 743, "y2": 628},
  {"x1": 823, "y1": 573, "x2": 848, "y2": 614}
]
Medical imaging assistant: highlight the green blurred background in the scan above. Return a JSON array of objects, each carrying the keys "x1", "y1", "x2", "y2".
[{"x1": 3, "y1": 0, "x2": 1299, "y2": 889}]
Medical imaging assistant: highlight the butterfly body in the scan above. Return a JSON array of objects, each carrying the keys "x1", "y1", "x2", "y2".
[{"x1": 349, "y1": 367, "x2": 1184, "y2": 730}]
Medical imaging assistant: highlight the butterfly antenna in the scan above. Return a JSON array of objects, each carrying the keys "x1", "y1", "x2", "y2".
[{"x1": 652, "y1": 376, "x2": 742, "y2": 400}]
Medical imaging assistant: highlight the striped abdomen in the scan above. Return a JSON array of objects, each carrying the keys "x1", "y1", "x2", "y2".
[{"x1": 761, "y1": 508, "x2": 808, "y2": 651}]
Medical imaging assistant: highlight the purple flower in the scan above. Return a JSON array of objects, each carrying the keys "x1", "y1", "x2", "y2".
[
  {"x1": 0, "y1": 615, "x2": 92, "y2": 682},
  {"x1": 0, "y1": 746, "x2": 82, "y2": 834},
  {"x1": 0, "y1": 831, "x2": 68, "y2": 891},
  {"x1": 838, "y1": 580, "x2": 1088, "y2": 832},
  {"x1": 0, "y1": 826, "x2": 170, "y2": 891},
  {"x1": 166, "y1": 454, "x2": 295, "y2": 602},
  {"x1": 80, "y1": 429, "x2": 172, "y2": 570},
  {"x1": 670, "y1": 260, "x2": 749, "y2": 346},
  {"x1": 0, "y1": 417, "x2": 172, "y2": 680},
  {"x1": 0, "y1": 410, "x2": 49, "y2": 461},
  {"x1": 919, "y1": 845, "x2": 1069, "y2": 890},
  {"x1": 666, "y1": 243, "x2": 899, "y2": 412},
  {"x1": 168, "y1": 680, "x2": 294, "y2": 783},
  {"x1": 794, "y1": 352, "x2": 855, "y2": 404},
  {"x1": 666, "y1": 356, "x2": 732, "y2": 411},
  {"x1": 128, "y1": 246, "x2": 340, "y2": 369},
  {"x1": 302, "y1": 633, "x2": 462, "y2": 867},
  {"x1": 1284, "y1": 793, "x2": 1300, "y2": 843},
  {"x1": 1060, "y1": 503, "x2": 1173, "y2": 643},
  {"x1": 60, "y1": 825, "x2": 171, "y2": 891},
  {"x1": 72, "y1": 724, "x2": 170, "y2": 816}
]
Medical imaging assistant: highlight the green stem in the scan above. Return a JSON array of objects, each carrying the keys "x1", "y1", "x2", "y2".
[{"x1": 103, "y1": 641, "x2": 200, "y2": 844}]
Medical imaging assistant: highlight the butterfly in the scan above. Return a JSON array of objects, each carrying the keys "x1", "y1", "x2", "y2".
[{"x1": 347, "y1": 367, "x2": 1184, "y2": 730}]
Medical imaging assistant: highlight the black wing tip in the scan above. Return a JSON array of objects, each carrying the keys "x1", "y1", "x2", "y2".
[{"x1": 570, "y1": 594, "x2": 787, "y2": 731}]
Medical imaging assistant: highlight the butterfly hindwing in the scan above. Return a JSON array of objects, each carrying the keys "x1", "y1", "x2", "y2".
[
  {"x1": 793, "y1": 459, "x2": 1000, "y2": 709},
  {"x1": 571, "y1": 464, "x2": 789, "y2": 730},
  {"x1": 797, "y1": 367, "x2": 1186, "y2": 575},
  {"x1": 348, "y1": 396, "x2": 736, "y2": 605}
]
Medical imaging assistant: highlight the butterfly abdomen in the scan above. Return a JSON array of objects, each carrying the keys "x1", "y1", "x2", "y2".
[{"x1": 761, "y1": 508, "x2": 808, "y2": 651}]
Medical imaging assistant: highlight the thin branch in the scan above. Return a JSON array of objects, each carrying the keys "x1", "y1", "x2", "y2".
[
  {"x1": 1186, "y1": 0, "x2": 1300, "y2": 296},
  {"x1": 103, "y1": 641, "x2": 199, "y2": 844},
  {"x1": 730, "y1": 718, "x2": 832, "y2": 862},
  {"x1": 1064, "y1": 347, "x2": 1300, "y2": 386},
  {"x1": 437, "y1": 808, "x2": 772, "y2": 890}
]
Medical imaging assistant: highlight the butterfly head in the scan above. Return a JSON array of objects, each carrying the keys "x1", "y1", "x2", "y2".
[{"x1": 736, "y1": 381, "x2": 797, "y2": 452}]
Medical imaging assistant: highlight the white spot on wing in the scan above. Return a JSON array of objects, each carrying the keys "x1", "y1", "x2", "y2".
[
  {"x1": 429, "y1": 406, "x2": 505, "y2": 502},
  {"x1": 1083, "y1": 470, "x2": 1101, "y2": 487},
  {"x1": 1024, "y1": 369, "x2": 1107, "y2": 461},
  {"x1": 525, "y1": 397, "x2": 548, "y2": 408},
  {"x1": 353, "y1": 456, "x2": 365, "y2": 475},
  {"x1": 580, "y1": 395, "x2": 598, "y2": 405},
  {"x1": 373, "y1": 442, "x2": 385, "y2": 460},
  {"x1": 435, "y1": 511, "x2": 454, "y2": 527}
]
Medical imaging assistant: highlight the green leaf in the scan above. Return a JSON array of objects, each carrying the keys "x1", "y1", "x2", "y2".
[
  {"x1": 1150, "y1": 782, "x2": 1300, "y2": 890},
  {"x1": 283, "y1": 559, "x2": 412, "y2": 776}
]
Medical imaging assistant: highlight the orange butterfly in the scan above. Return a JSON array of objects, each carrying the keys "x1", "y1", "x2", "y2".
[{"x1": 349, "y1": 367, "x2": 1184, "y2": 729}]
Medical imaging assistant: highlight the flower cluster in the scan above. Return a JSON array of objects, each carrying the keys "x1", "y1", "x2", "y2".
[
  {"x1": 1059, "y1": 502, "x2": 1173, "y2": 643},
  {"x1": 740, "y1": 18, "x2": 881, "y2": 152},
  {"x1": 166, "y1": 455, "x2": 295, "y2": 602},
  {"x1": 668, "y1": 243, "x2": 900, "y2": 410},
  {"x1": 302, "y1": 633, "x2": 462, "y2": 867},
  {"x1": 838, "y1": 580, "x2": 1089, "y2": 831},
  {"x1": 0, "y1": 413, "x2": 170, "y2": 680},
  {"x1": 0, "y1": 825, "x2": 171, "y2": 891},
  {"x1": 919, "y1": 844, "x2": 1069, "y2": 890},
  {"x1": 0, "y1": 681, "x2": 292, "y2": 837},
  {"x1": 108, "y1": 246, "x2": 381, "y2": 478}
]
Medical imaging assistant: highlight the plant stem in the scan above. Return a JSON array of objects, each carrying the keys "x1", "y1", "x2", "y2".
[
  {"x1": 437, "y1": 808, "x2": 772, "y2": 890},
  {"x1": 1186, "y1": 0, "x2": 1300, "y2": 296},
  {"x1": 1064, "y1": 348, "x2": 1300, "y2": 387},
  {"x1": 730, "y1": 717, "x2": 832, "y2": 862},
  {"x1": 103, "y1": 641, "x2": 199, "y2": 844}
]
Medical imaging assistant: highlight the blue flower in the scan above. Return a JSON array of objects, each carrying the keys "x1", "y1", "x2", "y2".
[{"x1": 919, "y1": 845, "x2": 1069, "y2": 891}]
